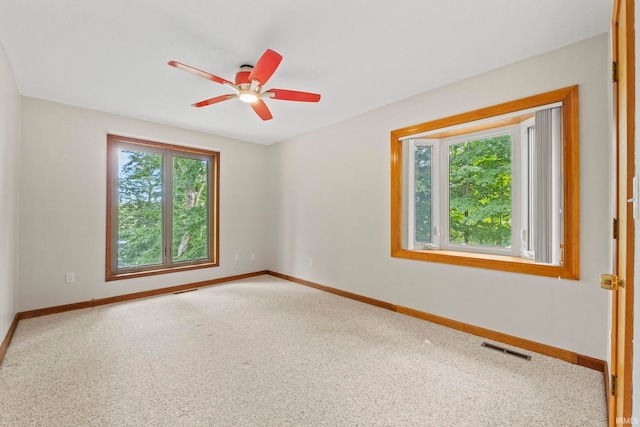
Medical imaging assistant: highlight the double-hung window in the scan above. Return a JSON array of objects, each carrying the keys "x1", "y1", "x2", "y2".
[{"x1": 106, "y1": 135, "x2": 219, "y2": 280}]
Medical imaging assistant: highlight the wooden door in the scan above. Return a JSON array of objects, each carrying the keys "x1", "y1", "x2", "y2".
[{"x1": 610, "y1": 0, "x2": 635, "y2": 425}]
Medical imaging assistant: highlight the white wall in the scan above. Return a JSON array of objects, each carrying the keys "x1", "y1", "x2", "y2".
[
  {"x1": 0, "y1": 43, "x2": 20, "y2": 339},
  {"x1": 268, "y1": 34, "x2": 610, "y2": 360},
  {"x1": 18, "y1": 98, "x2": 269, "y2": 311}
]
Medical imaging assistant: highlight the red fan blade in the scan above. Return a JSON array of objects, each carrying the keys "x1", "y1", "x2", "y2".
[
  {"x1": 248, "y1": 49, "x2": 282, "y2": 86},
  {"x1": 192, "y1": 94, "x2": 236, "y2": 107},
  {"x1": 250, "y1": 99, "x2": 273, "y2": 121},
  {"x1": 267, "y1": 89, "x2": 321, "y2": 102},
  {"x1": 168, "y1": 61, "x2": 233, "y2": 85}
]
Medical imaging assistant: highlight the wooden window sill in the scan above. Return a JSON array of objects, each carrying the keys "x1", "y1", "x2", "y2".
[{"x1": 391, "y1": 248, "x2": 577, "y2": 279}]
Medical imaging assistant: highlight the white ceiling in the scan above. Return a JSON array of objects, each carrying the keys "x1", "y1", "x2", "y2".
[{"x1": 0, "y1": 0, "x2": 610, "y2": 145}]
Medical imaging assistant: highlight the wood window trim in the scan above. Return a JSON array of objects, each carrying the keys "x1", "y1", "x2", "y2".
[
  {"x1": 106, "y1": 134, "x2": 220, "y2": 281},
  {"x1": 390, "y1": 86, "x2": 580, "y2": 279},
  {"x1": 420, "y1": 113, "x2": 534, "y2": 140}
]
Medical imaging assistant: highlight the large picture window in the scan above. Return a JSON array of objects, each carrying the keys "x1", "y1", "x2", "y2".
[
  {"x1": 106, "y1": 135, "x2": 219, "y2": 280},
  {"x1": 409, "y1": 129, "x2": 516, "y2": 254},
  {"x1": 391, "y1": 86, "x2": 579, "y2": 279},
  {"x1": 407, "y1": 114, "x2": 563, "y2": 262}
]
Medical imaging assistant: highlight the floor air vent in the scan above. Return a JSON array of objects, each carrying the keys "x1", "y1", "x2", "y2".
[
  {"x1": 481, "y1": 342, "x2": 532, "y2": 361},
  {"x1": 173, "y1": 289, "x2": 198, "y2": 295}
]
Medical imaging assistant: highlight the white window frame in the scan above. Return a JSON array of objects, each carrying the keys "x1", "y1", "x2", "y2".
[
  {"x1": 520, "y1": 117, "x2": 536, "y2": 260},
  {"x1": 408, "y1": 125, "x2": 524, "y2": 258}
]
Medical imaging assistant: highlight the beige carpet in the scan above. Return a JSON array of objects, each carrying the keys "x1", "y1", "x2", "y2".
[{"x1": 0, "y1": 275, "x2": 606, "y2": 426}]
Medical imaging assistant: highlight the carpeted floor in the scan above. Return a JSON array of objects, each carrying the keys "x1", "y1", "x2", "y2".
[{"x1": 0, "y1": 275, "x2": 606, "y2": 426}]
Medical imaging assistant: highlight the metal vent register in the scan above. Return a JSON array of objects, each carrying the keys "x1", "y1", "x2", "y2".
[
  {"x1": 481, "y1": 342, "x2": 532, "y2": 361},
  {"x1": 173, "y1": 289, "x2": 198, "y2": 295}
]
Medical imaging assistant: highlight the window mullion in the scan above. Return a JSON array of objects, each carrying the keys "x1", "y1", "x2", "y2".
[
  {"x1": 432, "y1": 141, "x2": 441, "y2": 248},
  {"x1": 164, "y1": 151, "x2": 173, "y2": 267}
]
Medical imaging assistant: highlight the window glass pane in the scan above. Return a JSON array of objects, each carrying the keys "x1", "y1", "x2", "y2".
[
  {"x1": 117, "y1": 149, "x2": 163, "y2": 268},
  {"x1": 448, "y1": 135, "x2": 512, "y2": 248},
  {"x1": 414, "y1": 145, "x2": 433, "y2": 243},
  {"x1": 172, "y1": 157, "x2": 209, "y2": 262}
]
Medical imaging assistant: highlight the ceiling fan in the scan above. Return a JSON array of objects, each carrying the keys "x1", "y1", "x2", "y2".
[{"x1": 168, "y1": 49, "x2": 321, "y2": 121}]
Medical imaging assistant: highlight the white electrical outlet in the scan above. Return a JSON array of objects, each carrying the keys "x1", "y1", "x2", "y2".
[
  {"x1": 235, "y1": 263, "x2": 240, "y2": 270},
  {"x1": 250, "y1": 253, "x2": 256, "y2": 261},
  {"x1": 234, "y1": 253, "x2": 240, "y2": 261},
  {"x1": 309, "y1": 258, "x2": 314, "y2": 267},
  {"x1": 65, "y1": 273, "x2": 75, "y2": 283}
]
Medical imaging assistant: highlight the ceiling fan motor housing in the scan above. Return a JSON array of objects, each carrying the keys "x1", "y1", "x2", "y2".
[{"x1": 235, "y1": 65, "x2": 254, "y2": 86}]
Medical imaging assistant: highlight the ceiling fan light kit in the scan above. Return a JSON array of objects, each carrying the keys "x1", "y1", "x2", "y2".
[{"x1": 169, "y1": 49, "x2": 321, "y2": 121}]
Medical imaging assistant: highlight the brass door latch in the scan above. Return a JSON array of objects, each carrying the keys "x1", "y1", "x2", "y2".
[{"x1": 600, "y1": 274, "x2": 625, "y2": 291}]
